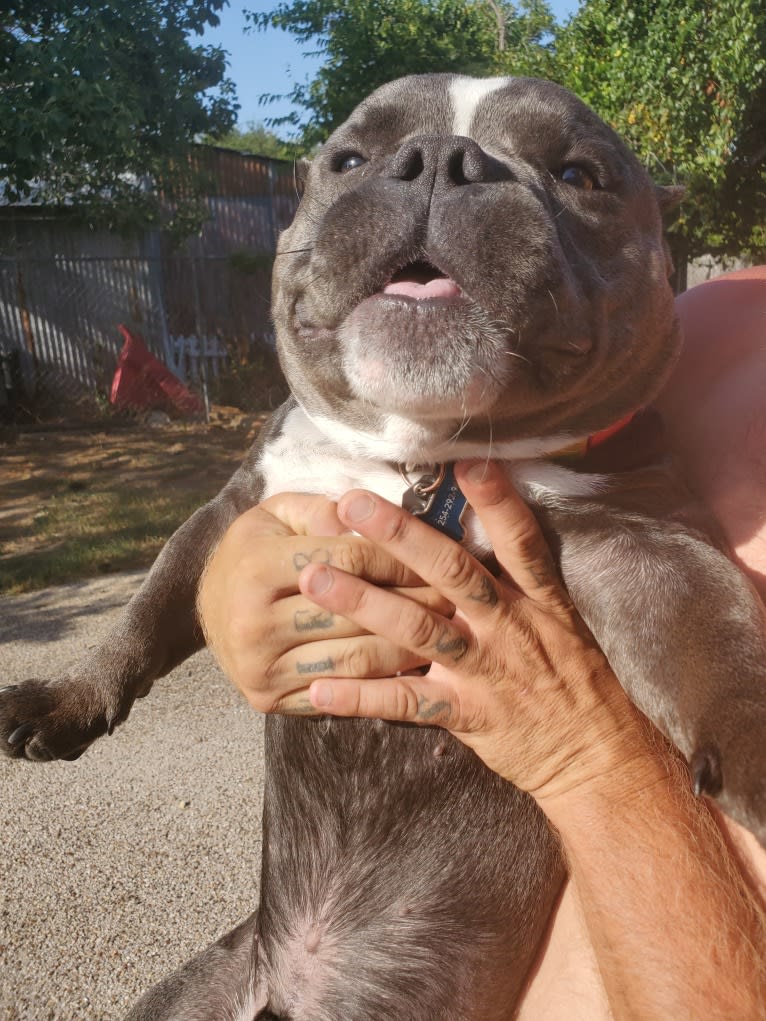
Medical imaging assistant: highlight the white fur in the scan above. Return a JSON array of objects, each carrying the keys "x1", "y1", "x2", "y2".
[
  {"x1": 510, "y1": 460, "x2": 608, "y2": 500},
  {"x1": 259, "y1": 405, "x2": 607, "y2": 558},
  {"x1": 309, "y1": 408, "x2": 592, "y2": 466},
  {"x1": 449, "y1": 77, "x2": 508, "y2": 137},
  {"x1": 232, "y1": 987, "x2": 261, "y2": 1021},
  {"x1": 259, "y1": 406, "x2": 407, "y2": 507}
]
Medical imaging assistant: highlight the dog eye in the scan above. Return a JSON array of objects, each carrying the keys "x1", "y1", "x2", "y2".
[
  {"x1": 559, "y1": 165, "x2": 597, "y2": 190},
  {"x1": 337, "y1": 153, "x2": 367, "y2": 173}
]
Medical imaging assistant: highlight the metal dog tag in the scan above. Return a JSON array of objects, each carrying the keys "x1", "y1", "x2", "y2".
[{"x1": 401, "y1": 463, "x2": 467, "y2": 543}]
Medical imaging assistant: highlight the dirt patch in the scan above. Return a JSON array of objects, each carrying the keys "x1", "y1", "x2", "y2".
[{"x1": 0, "y1": 408, "x2": 268, "y2": 593}]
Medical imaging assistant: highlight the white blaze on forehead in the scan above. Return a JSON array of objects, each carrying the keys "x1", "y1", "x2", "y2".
[{"x1": 449, "y1": 76, "x2": 508, "y2": 137}]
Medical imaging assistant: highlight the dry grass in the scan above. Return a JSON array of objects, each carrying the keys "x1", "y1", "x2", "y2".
[{"x1": 0, "y1": 415, "x2": 264, "y2": 595}]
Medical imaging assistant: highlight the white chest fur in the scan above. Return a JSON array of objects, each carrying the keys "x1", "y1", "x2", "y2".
[{"x1": 258, "y1": 405, "x2": 607, "y2": 557}]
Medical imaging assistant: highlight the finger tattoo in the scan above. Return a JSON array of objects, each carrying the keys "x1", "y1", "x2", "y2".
[
  {"x1": 468, "y1": 575, "x2": 499, "y2": 607},
  {"x1": 416, "y1": 695, "x2": 452, "y2": 722},
  {"x1": 434, "y1": 630, "x2": 468, "y2": 662},
  {"x1": 296, "y1": 657, "x2": 336, "y2": 675},
  {"x1": 294, "y1": 608, "x2": 335, "y2": 632},
  {"x1": 528, "y1": 557, "x2": 559, "y2": 588},
  {"x1": 293, "y1": 548, "x2": 332, "y2": 571}
]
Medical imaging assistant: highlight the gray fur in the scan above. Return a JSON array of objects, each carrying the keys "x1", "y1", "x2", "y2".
[{"x1": 1, "y1": 74, "x2": 764, "y2": 1020}]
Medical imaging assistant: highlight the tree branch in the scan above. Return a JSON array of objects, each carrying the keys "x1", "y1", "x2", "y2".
[{"x1": 482, "y1": 0, "x2": 506, "y2": 51}]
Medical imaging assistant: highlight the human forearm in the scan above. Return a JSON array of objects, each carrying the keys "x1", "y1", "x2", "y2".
[{"x1": 542, "y1": 737, "x2": 766, "y2": 1021}]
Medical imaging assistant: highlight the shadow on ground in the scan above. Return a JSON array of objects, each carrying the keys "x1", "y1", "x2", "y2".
[{"x1": 0, "y1": 570, "x2": 146, "y2": 644}]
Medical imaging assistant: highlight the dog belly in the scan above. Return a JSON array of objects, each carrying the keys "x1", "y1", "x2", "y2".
[{"x1": 257, "y1": 716, "x2": 564, "y2": 1021}]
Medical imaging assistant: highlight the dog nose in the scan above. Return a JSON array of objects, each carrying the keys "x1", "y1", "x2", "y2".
[{"x1": 388, "y1": 135, "x2": 511, "y2": 190}]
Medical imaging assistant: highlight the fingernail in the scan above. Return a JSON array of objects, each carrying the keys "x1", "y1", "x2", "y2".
[
  {"x1": 343, "y1": 492, "x2": 375, "y2": 523},
  {"x1": 306, "y1": 566, "x2": 333, "y2": 595},
  {"x1": 311, "y1": 682, "x2": 333, "y2": 708},
  {"x1": 464, "y1": 461, "x2": 491, "y2": 484}
]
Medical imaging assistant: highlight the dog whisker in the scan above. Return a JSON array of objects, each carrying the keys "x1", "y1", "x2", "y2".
[
  {"x1": 275, "y1": 246, "x2": 315, "y2": 257},
  {"x1": 503, "y1": 349, "x2": 532, "y2": 366},
  {"x1": 447, "y1": 411, "x2": 473, "y2": 445},
  {"x1": 484, "y1": 413, "x2": 495, "y2": 472}
]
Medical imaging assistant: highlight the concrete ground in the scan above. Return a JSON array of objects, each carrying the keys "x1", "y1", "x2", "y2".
[{"x1": 0, "y1": 571, "x2": 265, "y2": 1021}]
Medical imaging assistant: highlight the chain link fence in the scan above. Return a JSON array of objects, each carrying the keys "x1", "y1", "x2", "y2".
[{"x1": 0, "y1": 149, "x2": 298, "y2": 425}]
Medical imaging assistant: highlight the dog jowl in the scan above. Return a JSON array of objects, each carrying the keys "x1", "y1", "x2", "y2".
[{"x1": 2, "y1": 75, "x2": 765, "y2": 1021}]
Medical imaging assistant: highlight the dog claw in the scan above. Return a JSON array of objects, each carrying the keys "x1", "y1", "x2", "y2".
[
  {"x1": 691, "y1": 748, "x2": 723, "y2": 797},
  {"x1": 0, "y1": 685, "x2": 19, "y2": 694},
  {"x1": 0, "y1": 677, "x2": 124, "y2": 760},
  {"x1": 8, "y1": 723, "x2": 35, "y2": 747},
  {"x1": 27, "y1": 745, "x2": 54, "y2": 762}
]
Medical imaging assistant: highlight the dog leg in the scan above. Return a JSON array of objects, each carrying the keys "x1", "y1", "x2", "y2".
[
  {"x1": 0, "y1": 470, "x2": 260, "y2": 762},
  {"x1": 539, "y1": 475, "x2": 766, "y2": 844},
  {"x1": 124, "y1": 912, "x2": 264, "y2": 1021}
]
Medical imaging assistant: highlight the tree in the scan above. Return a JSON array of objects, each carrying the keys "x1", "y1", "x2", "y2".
[
  {"x1": 201, "y1": 122, "x2": 298, "y2": 160},
  {"x1": 1, "y1": 0, "x2": 238, "y2": 235},
  {"x1": 555, "y1": 0, "x2": 766, "y2": 272},
  {"x1": 248, "y1": 1, "x2": 554, "y2": 147},
  {"x1": 490, "y1": 0, "x2": 556, "y2": 79}
]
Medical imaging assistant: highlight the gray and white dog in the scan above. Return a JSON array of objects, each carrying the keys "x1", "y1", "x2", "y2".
[{"x1": 2, "y1": 75, "x2": 765, "y2": 1021}]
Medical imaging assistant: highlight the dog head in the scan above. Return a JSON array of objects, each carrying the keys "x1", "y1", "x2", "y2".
[{"x1": 272, "y1": 74, "x2": 681, "y2": 463}]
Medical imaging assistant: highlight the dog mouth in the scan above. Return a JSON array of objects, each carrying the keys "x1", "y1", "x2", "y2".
[
  {"x1": 381, "y1": 260, "x2": 462, "y2": 301},
  {"x1": 337, "y1": 256, "x2": 511, "y2": 420}
]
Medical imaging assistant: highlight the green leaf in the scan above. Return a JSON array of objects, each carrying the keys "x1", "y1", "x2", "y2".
[{"x1": 1, "y1": 0, "x2": 239, "y2": 238}]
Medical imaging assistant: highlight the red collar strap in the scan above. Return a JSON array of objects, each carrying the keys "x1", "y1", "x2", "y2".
[{"x1": 551, "y1": 407, "x2": 666, "y2": 474}]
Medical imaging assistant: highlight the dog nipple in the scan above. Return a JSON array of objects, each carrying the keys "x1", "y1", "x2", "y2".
[
  {"x1": 304, "y1": 926, "x2": 322, "y2": 955},
  {"x1": 691, "y1": 748, "x2": 723, "y2": 797},
  {"x1": 433, "y1": 742, "x2": 447, "y2": 758}
]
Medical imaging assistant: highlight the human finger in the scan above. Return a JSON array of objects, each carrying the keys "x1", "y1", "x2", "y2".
[
  {"x1": 215, "y1": 512, "x2": 429, "y2": 594},
  {"x1": 333, "y1": 491, "x2": 503, "y2": 622},
  {"x1": 455, "y1": 460, "x2": 573, "y2": 613},
  {"x1": 270, "y1": 634, "x2": 429, "y2": 695},
  {"x1": 309, "y1": 674, "x2": 461, "y2": 728},
  {"x1": 273, "y1": 585, "x2": 454, "y2": 647},
  {"x1": 257, "y1": 491, "x2": 349, "y2": 537},
  {"x1": 203, "y1": 590, "x2": 422, "y2": 712},
  {"x1": 299, "y1": 563, "x2": 474, "y2": 670}
]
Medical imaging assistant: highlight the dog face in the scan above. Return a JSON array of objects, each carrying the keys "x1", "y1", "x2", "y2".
[{"x1": 272, "y1": 74, "x2": 681, "y2": 464}]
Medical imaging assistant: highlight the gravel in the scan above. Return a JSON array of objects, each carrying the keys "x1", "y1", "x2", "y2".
[{"x1": 0, "y1": 571, "x2": 265, "y2": 1021}]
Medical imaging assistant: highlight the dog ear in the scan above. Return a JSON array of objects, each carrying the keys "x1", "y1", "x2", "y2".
[
  {"x1": 655, "y1": 184, "x2": 685, "y2": 213},
  {"x1": 660, "y1": 236, "x2": 676, "y2": 282},
  {"x1": 655, "y1": 186, "x2": 686, "y2": 281}
]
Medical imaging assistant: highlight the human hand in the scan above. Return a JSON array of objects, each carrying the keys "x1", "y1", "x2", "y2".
[
  {"x1": 196, "y1": 492, "x2": 452, "y2": 714},
  {"x1": 298, "y1": 463, "x2": 654, "y2": 805}
]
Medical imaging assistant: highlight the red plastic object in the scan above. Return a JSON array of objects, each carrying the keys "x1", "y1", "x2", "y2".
[{"x1": 110, "y1": 325, "x2": 203, "y2": 415}]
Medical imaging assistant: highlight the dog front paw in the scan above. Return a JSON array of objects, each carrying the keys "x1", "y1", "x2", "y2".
[{"x1": 0, "y1": 678, "x2": 127, "y2": 762}]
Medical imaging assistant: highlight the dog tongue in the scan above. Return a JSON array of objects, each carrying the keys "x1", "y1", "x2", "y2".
[{"x1": 383, "y1": 278, "x2": 461, "y2": 299}]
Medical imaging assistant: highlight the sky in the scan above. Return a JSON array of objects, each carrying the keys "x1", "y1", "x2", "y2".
[{"x1": 202, "y1": 1, "x2": 581, "y2": 131}]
